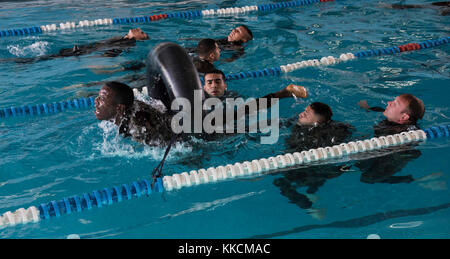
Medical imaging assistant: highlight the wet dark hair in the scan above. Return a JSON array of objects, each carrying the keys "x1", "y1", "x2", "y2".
[
  {"x1": 399, "y1": 94, "x2": 425, "y2": 124},
  {"x1": 197, "y1": 38, "x2": 217, "y2": 57},
  {"x1": 104, "y1": 81, "x2": 134, "y2": 107},
  {"x1": 240, "y1": 25, "x2": 253, "y2": 40},
  {"x1": 204, "y1": 69, "x2": 226, "y2": 81},
  {"x1": 310, "y1": 102, "x2": 333, "y2": 123}
]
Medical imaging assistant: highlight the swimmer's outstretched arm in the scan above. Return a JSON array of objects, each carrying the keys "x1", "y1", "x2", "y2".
[
  {"x1": 233, "y1": 84, "x2": 308, "y2": 121},
  {"x1": 257, "y1": 84, "x2": 307, "y2": 108},
  {"x1": 267, "y1": 84, "x2": 308, "y2": 99}
]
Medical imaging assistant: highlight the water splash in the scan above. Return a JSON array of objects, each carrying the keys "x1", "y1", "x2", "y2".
[
  {"x1": 7, "y1": 41, "x2": 50, "y2": 57},
  {"x1": 92, "y1": 120, "x2": 194, "y2": 161}
]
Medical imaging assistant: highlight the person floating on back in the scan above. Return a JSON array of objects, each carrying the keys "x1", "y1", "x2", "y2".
[
  {"x1": 385, "y1": 1, "x2": 450, "y2": 15},
  {"x1": 358, "y1": 93, "x2": 425, "y2": 136},
  {"x1": 355, "y1": 94, "x2": 426, "y2": 184},
  {"x1": 216, "y1": 25, "x2": 253, "y2": 62},
  {"x1": 183, "y1": 25, "x2": 253, "y2": 63},
  {"x1": 274, "y1": 102, "x2": 353, "y2": 218},
  {"x1": 5, "y1": 28, "x2": 150, "y2": 64},
  {"x1": 59, "y1": 28, "x2": 149, "y2": 58}
]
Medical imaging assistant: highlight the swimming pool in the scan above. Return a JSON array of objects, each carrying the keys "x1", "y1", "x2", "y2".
[{"x1": 0, "y1": 0, "x2": 449, "y2": 239}]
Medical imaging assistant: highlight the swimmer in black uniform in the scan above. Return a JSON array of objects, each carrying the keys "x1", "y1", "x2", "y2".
[
  {"x1": 216, "y1": 25, "x2": 253, "y2": 62},
  {"x1": 94, "y1": 81, "x2": 177, "y2": 146},
  {"x1": 202, "y1": 69, "x2": 307, "y2": 101},
  {"x1": 4, "y1": 28, "x2": 149, "y2": 64},
  {"x1": 193, "y1": 39, "x2": 221, "y2": 74},
  {"x1": 386, "y1": 1, "x2": 450, "y2": 15},
  {"x1": 93, "y1": 42, "x2": 204, "y2": 147},
  {"x1": 58, "y1": 28, "x2": 149, "y2": 58},
  {"x1": 182, "y1": 25, "x2": 253, "y2": 63},
  {"x1": 273, "y1": 102, "x2": 354, "y2": 217},
  {"x1": 354, "y1": 94, "x2": 426, "y2": 184},
  {"x1": 286, "y1": 102, "x2": 354, "y2": 152},
  {"x1": 94, "y1": 42, "x2": 205, "y2": 147},
  {"x1": 358, "y1": 94, "x2": 424, "y2": 135}
]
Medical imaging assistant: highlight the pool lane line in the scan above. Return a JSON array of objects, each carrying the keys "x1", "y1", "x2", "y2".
[
  {"x1": 0, "y1": 0, "x2": 335, "y2": 38},
  {"x1": 224, "y1": 37, "x2": 450, "y2": 81},
  {"x1": 0, "y1": 97, "x2": 95, "y2": 119},
  {"x1": 1, "y1": 125, "x2": 449, "y2": 229}
]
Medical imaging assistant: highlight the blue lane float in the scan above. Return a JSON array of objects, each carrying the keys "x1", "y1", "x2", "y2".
[
  {"x1": 1, "y1": 124, "x2": 449, "y2": 229},
  {"x1": 37, "y1": 178, "x2": 163, "y2": 221},
  {"x1": 0, "y1": 97, "x2": 95, "y2": 119}
]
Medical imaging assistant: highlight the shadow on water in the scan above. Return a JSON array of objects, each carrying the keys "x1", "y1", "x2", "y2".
[{"x1": 249, "y1": 202, "x2": 450, "y2": 238}]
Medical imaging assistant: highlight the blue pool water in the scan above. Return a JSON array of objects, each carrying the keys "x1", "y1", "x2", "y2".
[{"x1": 0, "y1": 0, "x2": 449, "y2": 239}]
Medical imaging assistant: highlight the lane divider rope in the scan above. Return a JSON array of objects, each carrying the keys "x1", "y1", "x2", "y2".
[
  {"x1": 0, "y1": 97, "x2": 95, "y2": 119},
  {"x1": 1, "y1": 125, "x2": 449, "y2": 228},
  {"x1": 223, "y1": 37, "x2": 450, "y2": 81},
  {"x1": 0, "y1": 0, "x2": 335, "y2": 38}
]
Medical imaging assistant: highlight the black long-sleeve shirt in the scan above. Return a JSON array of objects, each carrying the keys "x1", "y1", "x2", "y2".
[
  {"x1": 389, "y1": 1, "x2": 450, "y2": 15},
  {"x1": 3, "y1": 35, "x2": 137, "y2": 64},
  {"x1": 354, "y1": 106, "x2": 421, "y2": 184}
]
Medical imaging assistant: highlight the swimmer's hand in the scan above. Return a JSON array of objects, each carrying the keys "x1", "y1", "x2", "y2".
[
  {"x1": 358, "y1": 100, "x2": 370, "y2": 111},
  {"x1": 286, "y1": 84, "x2": 308, "y2": 98}
]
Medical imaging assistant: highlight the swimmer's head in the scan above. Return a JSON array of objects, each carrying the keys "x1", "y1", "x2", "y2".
[
  {"x1": 203, "y1": 69, "x2": 227, "y2": 97},
  {"x1": 383, "y1": 94, "x2": 424, "y2": 125},
  {"x1": 125, "y1": 28, "x2": 149, "y2": 40},
  {"x1": 298, "y1": 102, "x2": 332, "y2": 126},
  {"x1": 197, "y1": 38, "x2": 220, "y2": 62},
  {"x1": 227, "y1": 25, "x2": 253, "y2": 43},
  {"x1": 95, "y1": 81, "x2": 134, "y2": 121}
]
